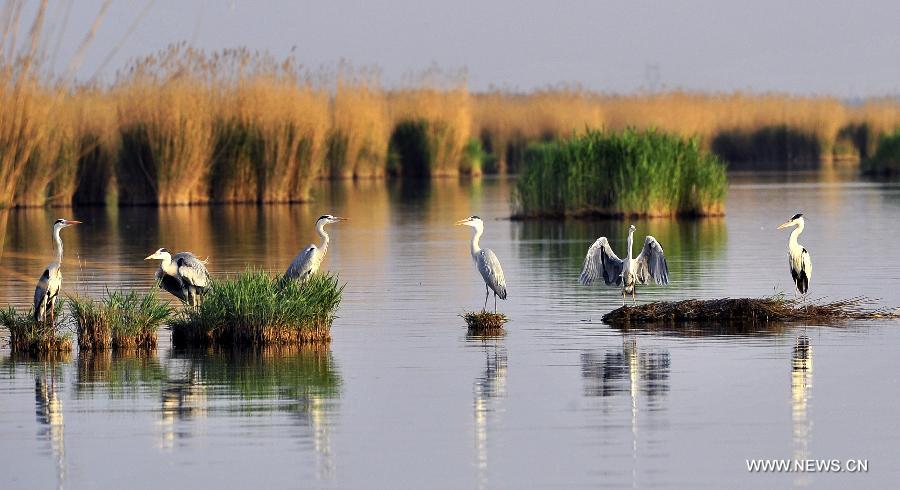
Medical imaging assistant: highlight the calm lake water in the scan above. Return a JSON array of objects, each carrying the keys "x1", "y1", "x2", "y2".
[{"x1": 1, "y1": 169, "x2": 899, "y2": 488}]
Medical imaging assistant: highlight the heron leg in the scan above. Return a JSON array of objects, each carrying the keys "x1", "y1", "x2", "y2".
[
  {"x1": 632, "y1": 288, "x2": 636, "y2": 306},
  {"x1": 494, "y1": 293, "x2": 498, "y2": 313},
  {"x1": 484, "y1": 286, "x2": 490, "y2": 312},
  {"x1": 622, "y1": 289, "x2": 626, "y2": 307}
]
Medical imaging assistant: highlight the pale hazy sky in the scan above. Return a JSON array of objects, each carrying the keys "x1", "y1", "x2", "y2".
[{"x1": 25, "y1": 0, "x2": 900, "y2": 95}]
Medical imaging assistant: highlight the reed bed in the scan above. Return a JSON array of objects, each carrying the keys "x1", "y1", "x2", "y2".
[
  {"x1": 513, "y1": 129, "x2": 727, "y2": 218},
  {"x1": 387, "y1": 85, "x2": 471, "y2": 177},
  {"x1": 169, "y1": 270, "x2": 343, "y2": 348},
  {"x1": 69, "y1": 290, "x2": 173, "y2": 350},
  {"x1": 0, "y1": 304, "x2": 72, "y2": 354},
  {"x1": 462, "y1": 311, "x2": 509, "y2": 331},
  {"x1": 862, "y1": 132, "x2": 900, "y2": 175},
  {"x1": 602, "y1": 297, "x2": 900, "y2": 326},
  {"x1": 4, "y1": 32, "x2": 900, "y2": 208}
]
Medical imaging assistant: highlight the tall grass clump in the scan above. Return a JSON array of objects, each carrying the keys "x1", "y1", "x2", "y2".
[
  {"x1": 115, "y1": 46, "x2": 216, "y2": 205},
  {"x1": 211, "y1": 49, "x2": 329, "y2": 202},
  {"x1": 69, "y1": 291, "x2": 173, "y2": 350},
  {"x1": 513, "y1": 128, "x2": 727, "y2": 218},
  {"x1": 0, "y1": 303, "x2": 72, "y2": 354},
  {"x1": 387, "y1": 79, "x2": 471, "y2": 177},
  {"x1": 326, "y1": 66, "x2": 389, "y2": 178},
  {"x1": 169, "y1": 270, "x2": 343, "y2": 348},
  {"x1": 862, "y1": 132, "x2": 900, "y2": 176}
]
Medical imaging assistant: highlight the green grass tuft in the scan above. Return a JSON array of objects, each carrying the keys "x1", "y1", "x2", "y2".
[
  {"x1": 863, "y1": 131, "x2": 900, "y2": 175},
  {"x1": 169, "y1": 270, "x2": 343, "y2": 348},
  {"x1": 69, "y1": 290, "x2": 173, "y2": 350},
  {"x1": 513, "y1": 128, "x2": 727, "y2": 219},
  {"x1": 0, "y1": 303, "x2": 72, "y2": 354}
]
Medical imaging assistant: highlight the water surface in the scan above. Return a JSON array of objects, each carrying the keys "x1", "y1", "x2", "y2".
[{"x1": 1, "y1": 170, "x2": 899, "y2": 488}]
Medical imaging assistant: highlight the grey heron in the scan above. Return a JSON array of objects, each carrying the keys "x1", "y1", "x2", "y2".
[
  {"x1": 778, "y1": 213, "x2": 812, "y2": 294},
  {"x1": 145, "y1": 248, "x2": 211, "y2": 306},
  {"x1": 580, "y1": 224, "x2": 669, "y2": 306},
  {"x1": 455, "y1": 216, "x2": 507, "y2": 312},
  {"x1": 283, "y1": 214, "x2": 348, "y2": 283},
  {"x1": 33, "y1": 219, "x2": 81, "y2": 323}
]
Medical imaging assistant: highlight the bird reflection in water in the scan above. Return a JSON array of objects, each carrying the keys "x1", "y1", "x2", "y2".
[
  {"x1": 295, "y1": 394, "x2": 336, "y2": 480},
  {"x1": 473, "y1": 342, "x2": 507, "y2": 490},
  {"x1": 35, "y1": 370, "x2": 66, "y2": 488},
  {"x1": 160, "y1": 366, "x2": 208, "y2": 450},
  {"x1": 581, "y1": 337, "x2": 670, "y2": 486},
  {"x1": 792, "y1": 335, "x2": 813, "y2": 486}
]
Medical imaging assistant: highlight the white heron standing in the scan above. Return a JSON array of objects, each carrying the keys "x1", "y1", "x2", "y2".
[
  {"x1": 778, "y1": 213, "x2": 812, "y2": 294},
  {"x1": 144, "y1": 248, "x2": 211, "y2": 306},
  {"x1": 283, "y1": 214, "x2": 348, "y2": 283},
  {"x1": 456, "y1": 216, "x2": 507, "y2": 312},
  {"x1": 33, "y1": 219, "x2": 81, "y2": 323},
  {"x1": 580, "y1": 224, "x2": 669, "y2": 306}
]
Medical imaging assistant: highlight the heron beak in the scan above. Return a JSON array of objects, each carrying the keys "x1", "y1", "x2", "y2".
[
  {"x1": 144, "y1": 254, "x2": 155, "y2": 260},
  {"x1": 777, "y1": 222, "x2": 792, "y2": 230},
  {"x1": 335, "y1": 217, "x2": 348, "y2": 222},
  {"x1": 65, "y1": 220, "x2": 82, "y2": 226},
  {"x1": 454, "y1": 219, "x2": 467, "y2": 226}
]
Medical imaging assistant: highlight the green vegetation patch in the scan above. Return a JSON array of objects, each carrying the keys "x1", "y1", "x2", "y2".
[
  {"x1": 69, "y1": 290, "x2": 173, "y2": 350},
  {"x1": 0, "y1": 303, "x2": 72, "y2": 354},
  {"x1": 863, "y1": 132, "x2": 900, "y2": 175},
  {"x1": 513, "y1": 128, "x2": 727, "y2": 218},
  {"x1": 170, "y1": 271, "x2": 343, "y2": 348}
]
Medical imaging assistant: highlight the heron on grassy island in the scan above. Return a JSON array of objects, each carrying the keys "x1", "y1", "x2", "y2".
[
  {"x1": 778, "y1": 213, "x2": 812, "y2": 295},
  {"x1": 283, "y1": 214, "x2": 348, "y2": 283},
  {"x1": 33, "y1": 219, "x2": 81, "y2": 323},
  {"x1": 145, "y1": 248, "x2": 211, "y2": 306},
  {"x1": 580, "y1": 224, "x2": 669, "y2": 306},
  {"x1": 455, "y1": 216, "x2": 507, "y2": 312}
]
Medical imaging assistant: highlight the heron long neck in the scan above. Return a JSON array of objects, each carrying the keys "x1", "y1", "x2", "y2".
[
  {"x1": 470, "y1": 225, "x2": 483, "y2": 258},
  {"x1": 627, "y1": 229, "x2": 634, "y2": 262},
  {"x1": 52, "y1": 226, "x2": 63, "y2": 264},
  {"x1": 317, "y1": 221, "x2": 330, "y2": 255},
  {"x1": 160, "y1": 254, "x2": 178, "y2": 276},
  {"x1": 790, "y1": 220, "x2": 804, "y2": 248}
]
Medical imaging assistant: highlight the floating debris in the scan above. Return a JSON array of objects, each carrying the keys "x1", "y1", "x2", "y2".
[{"x1": 602, "y1": 297, "x2": 900, "y2": 326}]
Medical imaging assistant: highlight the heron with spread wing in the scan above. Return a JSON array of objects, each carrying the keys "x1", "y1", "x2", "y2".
[
  {"x1": 145, "y1": 248, "x2": 211, "y2": 306},
  {"x1": 283, "y1": 214, "x2": 348, "y2": 283},
  {"x1": 580, "y1": 224, "x2": 669, "y2": 306},
  {"x1": 33, "y1": 219, "x2": 81, "y2": 323},
  {"x1": 456, "y1": 216, "x2": 507, "y2": 312}
]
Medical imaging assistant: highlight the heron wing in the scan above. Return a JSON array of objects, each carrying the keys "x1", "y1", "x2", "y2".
[
  {"x1": 284, "y1": 245, "x2": 318, "y2": 281},
  {"x1": 580, "y1": 237, "x2": 624, "y2": 286},
  {"x1": 174, "y1": 252, "x2": 211, "y2": 288},
  {"x1": 33, "y1": 268, "x2": 51, "y2": 320},
  {"x1": 478, "y1": 248, "x2": 507, "y2": 299},
  {"x1": 635, "y1": 236, "x2": 669, "y2": 285},
  {"x1": 157, "y1": 268, "x2": 189, "y2": 302}
]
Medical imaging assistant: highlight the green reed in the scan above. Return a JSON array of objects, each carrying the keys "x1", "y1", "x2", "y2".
[
  {"x1": 0, "y1": 302, "x2": 72, "y2": 354},
  {"x1": 862, "y1": 132, "x2": 900, "y2": 175},
  {"x1": 513, "y1": 128, "x2": 727, "y2": 218},
  {"x1": 169, "y1": 270, "x2": 343, "y2": 348},
  {"x1": 69, "y1": 290, "x2": 173, "y2": 350}
]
